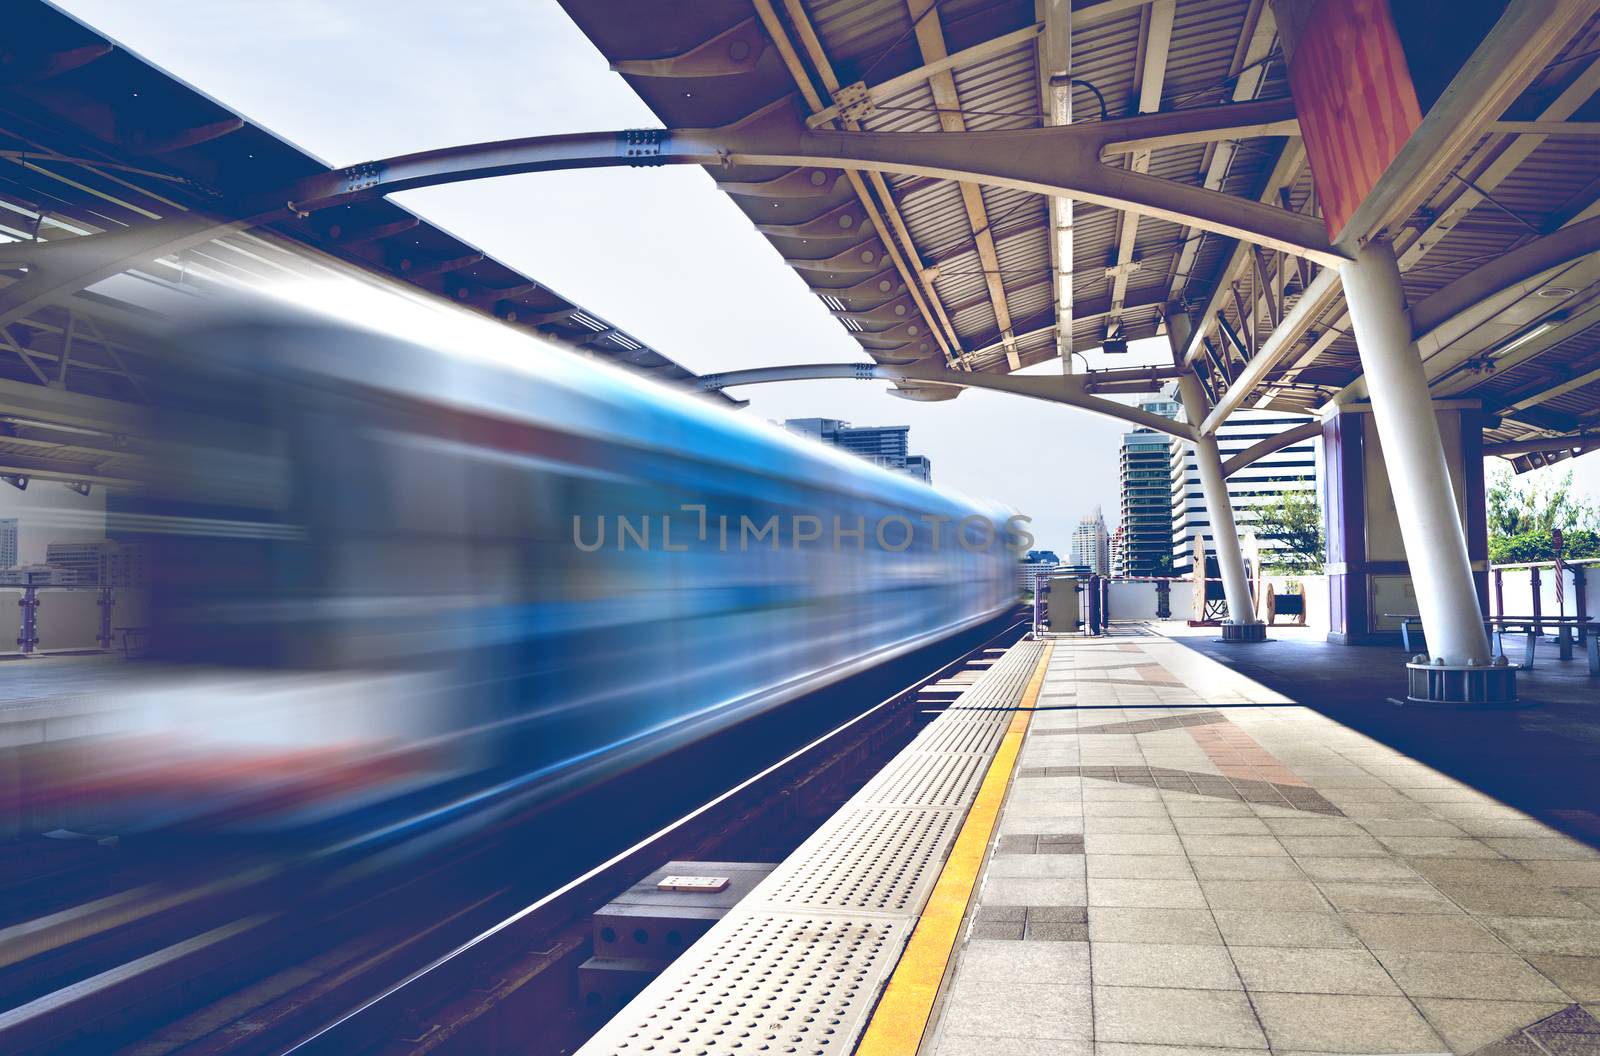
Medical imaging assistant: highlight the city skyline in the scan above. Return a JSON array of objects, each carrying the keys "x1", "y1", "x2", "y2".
[{"x1": 781, "y1": 417, "x2": 933, "y2": 485}]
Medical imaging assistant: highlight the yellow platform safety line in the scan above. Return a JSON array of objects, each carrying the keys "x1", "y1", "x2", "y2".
[{"x1": 855, "y1": 642, "x2": 1053, "y2": 1056}]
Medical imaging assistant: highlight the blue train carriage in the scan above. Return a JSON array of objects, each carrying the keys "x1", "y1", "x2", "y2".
[{"x1": 74, "y1": 295, "x2": 1018, "y2": 835}]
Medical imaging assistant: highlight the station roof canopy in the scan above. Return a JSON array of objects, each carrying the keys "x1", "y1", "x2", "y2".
[
  {"x1": 1, "y1": 0, "x2": 1598, "y2": 487},
  {"x1": 561, "y1": 0, "x2": 1600, "y2": 471},
  {"x1": 0, "y1": 0, "x2": 720, "y2": 428}
]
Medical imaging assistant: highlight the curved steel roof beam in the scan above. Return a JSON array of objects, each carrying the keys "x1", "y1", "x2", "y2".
[
  {"x1": 694, "y1": 361, "x2": 1198, "y2": 439},
  {"x1": 281, "y1": 99, "x2": 1330, "y2": 263},
  {"x1": 0, "y1": 98, "x2": 1329, "y2": 330}
]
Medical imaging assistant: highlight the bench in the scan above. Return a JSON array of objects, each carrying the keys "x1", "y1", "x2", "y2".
[{"x1": 1384, "y1": 613, "x2": 1598, "y2": 674}]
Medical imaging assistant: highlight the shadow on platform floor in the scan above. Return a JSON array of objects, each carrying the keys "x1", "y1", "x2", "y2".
[{"x1": 1169, "y1": 627, "x2": 1600, "y2": 850}]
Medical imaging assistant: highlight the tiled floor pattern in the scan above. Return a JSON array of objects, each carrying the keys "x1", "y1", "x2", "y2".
[
  {"x1": 1476, "y1": 1003, "x2": 1600, "y2": 1056},
  {"x1": 1016, "y1": 764, "x2": 1345, "y2": 815},
  {"x1": 1024, "y1": 707, "x2": 1344, "y2": 814},
  {"x1": 925, "y1": 629, "x2": 1600, "y2": 1056}
]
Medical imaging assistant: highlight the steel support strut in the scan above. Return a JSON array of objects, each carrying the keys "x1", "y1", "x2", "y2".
[
  {"x1": 1340, "y1": 241, "x2": 1494, "y2": 670},
  {"x1": 1166, "y1": 305, "x2": 1259, "y2": 632},
  {"x1": 17, "y1": 586, "x2": 39, "y2": 654}
]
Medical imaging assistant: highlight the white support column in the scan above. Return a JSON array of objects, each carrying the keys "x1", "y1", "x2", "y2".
[
  {"x1": 1167, "y1": 306, "x2": 1258, "y2": 629},
  {"x1": 1340, "y1": 240, "x2": 1493, "y2": 666}
]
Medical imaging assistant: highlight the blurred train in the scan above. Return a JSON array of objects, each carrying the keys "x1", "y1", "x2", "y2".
[{"x1": 14, "y1": 288, "x2": 1020, "y2": 840}]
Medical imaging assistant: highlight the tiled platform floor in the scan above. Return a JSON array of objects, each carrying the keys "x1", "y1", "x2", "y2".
[
  {"x1": 925, "y1": 624, "x2": 1600, "y2": 1056},
  {"x1": 1175, "y1": 625, "x2": 1600, "y2": 848}
]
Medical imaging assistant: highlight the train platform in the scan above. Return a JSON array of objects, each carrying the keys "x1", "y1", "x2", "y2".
[{"x1": 576, "y1": 622, "x2": 1600, "y2": 1056}]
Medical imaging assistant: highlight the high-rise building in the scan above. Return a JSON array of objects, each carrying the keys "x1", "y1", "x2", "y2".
[
  {"x1": 101, "y1": 541, "x2": 150, "y2": 588},
  {"x1": 1070, "y1": 508, "x2": 1111, "y2": 576},
  {"x1": 1110, "y1": 523, "x2": 1127, "y2": 578},
  {"x1": 44, "y1": 540, "x2": 150, "y2": 588},
  {"x1": 782, "y1": 418, "x2": 932, "y2": 484},
  {"x1": 1119, "y1": 397, "x2": 1182, "y2": 577},
  {"x1": 1168, "y1": 408, "x2": 1318, "y2": 575},
  {"x1": 45, "y1": 541, "x2": 103, "y2": 585},
  {"x1": 1017, "y1": 549, "x2": 1060, "y2": 592},
  {"x1": 0, "y1": 517, "x2": 16, "y2": 569}
]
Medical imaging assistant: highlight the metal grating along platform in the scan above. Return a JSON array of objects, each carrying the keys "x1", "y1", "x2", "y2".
[
  {"x1": 857, "y1": 750, "x2": 987, "y2": 809},
  {"x1": 944, "y1": 648, "x2": 1042, "y2": 714},
  {"x1": 575, "y1": 639, "x2": 1042, "y2": 1056},
  {"x1": 595, "y1": 912, "x2": 909, "y2": 1056},
  {"x1": 759, "y1": 807, "x2": 961, "y2": 914},
  {"x1": 907, "y1": 719, "x2": 1007, "y2": 756}
]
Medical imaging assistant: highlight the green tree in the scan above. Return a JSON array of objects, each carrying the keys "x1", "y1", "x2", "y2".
[
  {"x1": 1252, "y1": 485, "x2": 1325, "y2": 574},
  {"x1": 1486, "y1": 466, "x2": 1600, "y2": 562}
]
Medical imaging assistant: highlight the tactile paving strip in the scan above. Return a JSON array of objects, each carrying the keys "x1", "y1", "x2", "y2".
[
  {"x1": 910, "y1": 718, "x2": 1007, "y2": 756},
  {"x1": 857, "y1": 750, "x2": 988, "y2": 809},
  {"x1": 760, "y1": 807, "x2": 961, "y2": 914},
  {"x1": 575, "y1": 640, "x2": 1044, "y2": 1056},
  {"x1": 588, "y1": 912, "x2": 909, "y2": 1056}
]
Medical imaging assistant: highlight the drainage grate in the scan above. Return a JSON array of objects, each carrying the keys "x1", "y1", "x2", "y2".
[
  {"x1": 759, "y1": 808, "x2": 960, "y2": 914},
  {"x1": 588, "y1": 912, "x2": 908, "y2": 1056}
]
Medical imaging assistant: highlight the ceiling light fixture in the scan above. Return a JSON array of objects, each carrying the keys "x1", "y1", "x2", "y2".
[{"x1": 1494, "y1": 313, "x2": 1567, "y2": 358}]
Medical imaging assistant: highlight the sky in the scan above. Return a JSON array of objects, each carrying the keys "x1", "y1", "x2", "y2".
[{"x1": 46, "y1": 0, "x2": 1600, "y2": 552}]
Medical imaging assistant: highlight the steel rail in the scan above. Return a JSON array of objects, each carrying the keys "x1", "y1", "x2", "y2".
[{"x1": 282, "y1": 617, "x2": 1028, "y2": 1055}]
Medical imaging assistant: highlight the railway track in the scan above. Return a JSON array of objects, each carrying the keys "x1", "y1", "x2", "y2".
[{"x1": 0, "y1": 614, "x2": 1026, "y2": 1056}]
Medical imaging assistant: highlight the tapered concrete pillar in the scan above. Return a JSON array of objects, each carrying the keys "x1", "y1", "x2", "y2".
[
  {"x1": 1340, "y1": 240, "x2": 1493, "y2": 666},
  {"x1": 1167, "y1": 304, "x2": 1258, "y2": 631}
]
